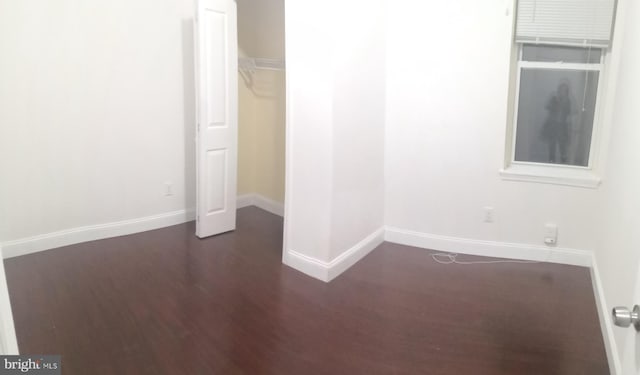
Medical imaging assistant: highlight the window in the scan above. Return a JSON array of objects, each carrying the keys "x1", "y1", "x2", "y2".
[
  {"x1": 512, "y1": 45, "x2": 602, "y2": 167},
  {"x1": 502, "y1": 0, "x2": 618, "y2": 188}
]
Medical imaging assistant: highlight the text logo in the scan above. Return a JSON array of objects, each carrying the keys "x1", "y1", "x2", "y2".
[{"x1": 0, "y1": 356, "x2": 60, "y2": 375}]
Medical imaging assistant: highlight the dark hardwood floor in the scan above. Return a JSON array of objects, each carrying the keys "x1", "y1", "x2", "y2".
[{"x1": 4, "y1": 207, "x2": 608, "y2": 374}]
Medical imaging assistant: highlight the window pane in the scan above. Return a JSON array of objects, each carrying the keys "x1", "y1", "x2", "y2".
[
  {"x1": 522, "y1": 45, "x2": 602, "y2": 64},
  {"x1": 514, "y1": 69, "x2": 599, "y2": 167}
]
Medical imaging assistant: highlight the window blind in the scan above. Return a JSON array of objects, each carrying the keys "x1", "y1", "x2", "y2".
[{"x1": 515, "y1": 0, "x2": 617, "y2": 48}]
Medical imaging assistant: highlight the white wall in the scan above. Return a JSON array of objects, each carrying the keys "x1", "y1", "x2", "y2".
[
  {"x1": 384, "y1": 0, "x2": 600, "y2": 251},
  {"x1": 284, "y1": 0, "x2": 386, "y2": 273},
  {"x1": 0, "y1": 0, "x2": 196, "y2": 243},
  {"x1": 285, "y1": 0, "x2": 335, "y2": 264},
  {"x1": 595, "y1": 0, "x2": 640, "y2": 371},
  {"x1": 329, "y1": 0, "x2": 386, "y2": 260}
]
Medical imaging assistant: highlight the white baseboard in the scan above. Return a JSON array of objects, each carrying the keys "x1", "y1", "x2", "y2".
[
  {"x1": 1, "y1": 209, "x2": 195, "y2": 259},
  {"x1": 591, "y1": 254, "x2": 621, "y2": 375},
  {"x1": 0, "y1": 246, "x2": 19, "y2": 354},
  {"x1": 285, "y1": 226, "x2": 594, "y2": 283},
  {"x1": 236, "y1": 194, "x2": 255, "y2": 209},
  {"x1": 285, "y1": 227, "x2": 385, "y2": 282},
  {"x1": 285, "y1": 250, "x2": 330, "y2": 281},
  {"x1": 1, "y1": 193, "x2": 281, "y2": 259},
  {"x1": 384, "y1": 226, "x2": 592, "y2": 267},
  {"x1": 237, "y1": 193, "x2": 284, "y2": 217},
  {"x1": 326, "y1": 228, "x2": 385, "y2": 281}
]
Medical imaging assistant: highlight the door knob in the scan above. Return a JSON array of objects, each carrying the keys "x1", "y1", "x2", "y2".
[{"x1": 612, "y1": 305, "x2": 640, "y2": 331}]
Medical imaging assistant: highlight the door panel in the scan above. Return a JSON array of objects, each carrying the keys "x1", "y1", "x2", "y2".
[
  {"x1": 195, "y1": 0, "x2": 238, "y2": 238},
  {"x1": 204, "y1": 9, "x2": 228, "y2": 127},
  {"x1": 206, "y1": 149, "x2": 227, "y2": 214}
]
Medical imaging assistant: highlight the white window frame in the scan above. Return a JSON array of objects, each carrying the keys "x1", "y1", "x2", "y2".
[{"x1": 500, "y1": 44, "x2": 607, "y2": 189}]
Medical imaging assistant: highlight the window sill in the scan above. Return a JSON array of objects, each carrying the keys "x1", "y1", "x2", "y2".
[{"x1": 499, "y1": 164, "x2": 601, "y2": 189}]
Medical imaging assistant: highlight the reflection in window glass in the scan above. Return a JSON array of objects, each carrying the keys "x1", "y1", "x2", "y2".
[{"x1": 514, "y1": 69, "x2": 599, "y2": 167}]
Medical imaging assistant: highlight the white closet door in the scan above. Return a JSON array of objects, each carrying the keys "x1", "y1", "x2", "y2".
[{"x1": 195, "y1": 0, "x2": 238, "y2": 238}]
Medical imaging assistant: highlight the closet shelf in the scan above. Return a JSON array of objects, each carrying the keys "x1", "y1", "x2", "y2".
[{"x1": 238, "y1": 57, "x2": 285, "y2": 74}]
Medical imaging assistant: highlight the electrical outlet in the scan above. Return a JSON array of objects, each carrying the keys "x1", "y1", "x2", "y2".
[
  {"x1": 483, "y1": 206, "x2": 494, "y2": 223},
  {"x1": 544, "y1": 223, "x2": 558, "y2": 245},
  {"x1": 164, "y1": 182, "x2": 173, "y2": 196}
]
